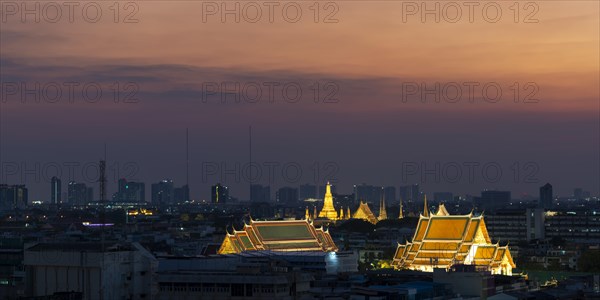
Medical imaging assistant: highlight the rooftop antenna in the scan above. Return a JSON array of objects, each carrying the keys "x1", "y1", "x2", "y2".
[
  {"x1": 249, "y1": 125, "x2": 252, "y2": 202},
  {"x1": 99, "y1": 144, "x2": 107, "y2": 203},
  {"x1": 98, "y1": 143, "x2": 107, "y2": 300},
  {"x1": 183, "y1": 127, "x2": 190, "y2": 204},
  {"x1": 186, "y1": 128, "x2": 189, "y2": 187}
]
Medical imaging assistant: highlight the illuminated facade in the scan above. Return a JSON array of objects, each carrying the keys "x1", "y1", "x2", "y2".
[
  {"x1": 399, "y1": 199, "x2": 404, "y2": 219},
  {"x1": 392, "y1": 204, "x2": 516, "y2": 275},
  {"x1": 318, "y1": 182, "x2": 339, "y2": 220},
  {"x1": 127, "y1": 208, "x2": 154, "y2": 216},
  {"x1": 378, "y1": 195, "x2": 388, "y2": 221},
  {"x1": 218, "y1": 219, "x2": 338, "y2": 254},
  {"x1": 352, "y1": 201, "x2": 378, "y2": 224}
]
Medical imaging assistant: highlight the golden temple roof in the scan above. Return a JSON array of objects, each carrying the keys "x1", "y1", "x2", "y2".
[
  {"x1": 218, "y1": 219, "x2": 338, "y2": 254},
  {"x1": 392, "y1": 208, "x2": 516, "y2": 275},
  {"x1": 435, "y1": 203, "x2": 450, "y2": 216},
  {"x1": 353, "y1": 201, "x2": 378, "y2": 224}
]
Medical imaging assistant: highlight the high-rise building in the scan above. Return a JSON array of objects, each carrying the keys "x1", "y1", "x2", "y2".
[
  {"x1": 299, "y1": 184, "x2": 317, "y2": 200},
  {"x1": 113, "y1": 179, "x2": 145, "y2": 203},
  {"x1": 151, "y1": 179, "x2": 174, "y2": 206},
  {"x1": 475, "y1": 190, "x2": 511, "y2": 210},
  {"x1": 574, "y1": 188, "x2": 583, "y2": 200},
  {"x1": 539, "y1": 183, "x2": 553, "y2": 209},
  {"x1": 433, "y1": 192, "x2": 453, "y2": 203},
  {"x1": 174, "y1": 185, "x2": 190, "y2": 203},
  {"x1": 411, "y1": 184, "x2": 420, "y2": 203},
  {"x1": 399, "y1": 185, "x2": 411, "y2": 203},
  {"x1": 276, "y1": 187, "x2": 298, "y2": 204},
  {"x1": 384, "y1": 186, "x2": 396, "y2": 203},
  {"x1": 250, "y1": 184, "x2": 270, "y2": 202},
  {"x1": 50, "y1": 176, "x2": 61, "y2": 205},
  {"x1": 68, "y1": 182, "x2": 93, "y2": 205},
  {"x1": 0, "y1": 184, "x2": 28, "y2": 210},
  {"x1": 211, "y1": 183, "x2": 229, "y2": 204},
  {"x1": 353, "y1": 184, "x2": 382, "y2": 204}
]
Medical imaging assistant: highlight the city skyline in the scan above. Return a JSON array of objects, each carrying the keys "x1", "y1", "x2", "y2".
[
  {"x1": 0, "y1": 1, "x2": 598, "y2": 298},
  {"x1": 4, "y1": 169, "x2": 596, "y2": 204},
  {"x1": 1, "y1": 2, "x2": 598, "y2": 203}
]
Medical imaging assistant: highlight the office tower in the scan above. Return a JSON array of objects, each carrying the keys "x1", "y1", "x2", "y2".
[
  {"x1": 384, "y1": 186, "x2": 396, "y2": 203},
  {"x1": 113, "y1": 179, "x2": 145, "y2": 203},
  {"x1": 250, "y1": 184, "x2": 270, "y2": 202},
  {"x1": 86, "y1": 187, "x2": 94, "y2": 203},
  {"x1": 574, "y1": 188, "x2": 583, "y2": 200},
  {"x1": 50, "y1": 176, "x2": 61, "y2": 205},
  {"x1": 399, "y1": 185, "x2": 411, "y2": 203},
  {"x1": 68, "y1": 182, "x2": 92, "y2": 205},
  {"x1": 433, "y1": 192, "x2": 453, "y2": 203},
  {"x1": 276, "y1": 187, "x2": 298, "y2": 204},
  {"x1": 476, "y1": 190, "x2": 511, "y2": 210},
  {"x1": 354, "y1": 184, "x2": 369, "y2": 202},
  {"x1": 411, "y1": 184, "x2": 420, "y2": 203},
  {"x1": 151, "y1": 179, "x2": 174, "y2": 206},
  {"x1": 0, "y1": 184, "x2": 28, "y2": 210},
  {"x1": 539, "y1": 183, "x2": 553, "y2": 209},
  {"x1": 353, "y1": 184, "x2": 382, "y2": 204},
  {"x1": 211, "y1": 183, "x2": 229, "y2": 204},
  {"x1": 299, "y1": 184, "x2": 317, "y2": 200},
  {"x1": 174, "y1": 185, "x2": 190, "y2": 203}
]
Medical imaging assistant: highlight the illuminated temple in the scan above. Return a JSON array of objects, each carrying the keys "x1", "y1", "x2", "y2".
[
  {"x1": 392, "y1": 203, "x2": 516, "y2": 275},
  {"x1": 217, "y1": 219, "x2": 338, "y2": 254},
  {"x1": 318, "y1": 182, "x2": 339, "y2": 220},
  {"x1": 352, "y1": 201, "x2": 379, "y2": 224},
  {"x1": 307, "y1": 182, "x2": 388, "y2": 223}
]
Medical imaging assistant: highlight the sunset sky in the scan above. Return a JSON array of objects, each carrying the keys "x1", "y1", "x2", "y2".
[{"x1": 1, "y1": 1, "x2": 598, "y2": 201}]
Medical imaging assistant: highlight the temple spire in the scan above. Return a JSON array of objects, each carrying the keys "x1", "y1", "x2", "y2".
[
  {"x1": 305, "y1": 206, "x2": 310, "y2": 220},
  {"x1": 378, "y1": 190, "x2": 388, "y2": 220},
  {"x1": 423, "y1": 194, "x2": 429, "y2": 217},
  {"x1": 399, "y1": 199, "x2": 404, "y2": 219},
  {"x1": 346, "y1": 207, "x2": 351, "y2": 220},
  {"x1": 318, "y1": 181, "x2": 338, "y2": 220}
]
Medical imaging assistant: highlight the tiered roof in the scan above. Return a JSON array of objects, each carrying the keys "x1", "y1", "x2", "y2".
[
  {"x1": 392, "y1": 204, "x2": 515, "y2": 275},
  {"x1": 218, "y1": 219, "x2": 338, "y2": 254},
  {"x1": 353, "y1": 201, "x2": 378, "y2": 224}
]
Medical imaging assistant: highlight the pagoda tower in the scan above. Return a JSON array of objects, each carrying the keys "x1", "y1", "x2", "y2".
[
  {"x1": 318, "y1": 182, "x2": 338, "y2": 220},
  {"x1": 378, "y1": 193, "x2": 388, "y2": 220},
  {"x1": 399, "y1": 199, "x2": 404, "y2": 219},
  {"x1": 423, "y1": 194, "x2": 429, "y2": 217}
]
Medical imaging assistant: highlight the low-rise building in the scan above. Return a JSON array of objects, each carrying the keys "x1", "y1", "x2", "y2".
[{"x1": 24, "y1": 242, "x2": 157, "y2": 299}]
